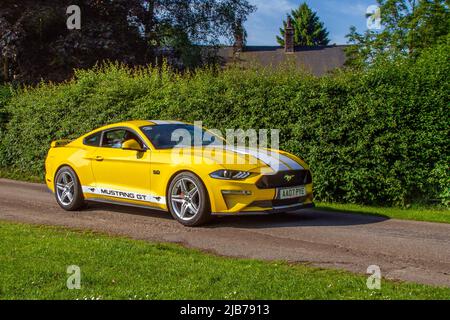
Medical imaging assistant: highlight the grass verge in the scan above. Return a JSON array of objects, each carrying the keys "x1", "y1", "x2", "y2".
[
  {"x1": 0, "y1": 221, "x2": 449, "y2": 300},
  {"x1": 316, "y1": 202, "x2": 450, "y2": 224}
]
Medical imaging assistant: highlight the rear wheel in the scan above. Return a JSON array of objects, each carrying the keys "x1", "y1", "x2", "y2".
[
  {"x1": 54, "y1": 166, "x2": 85, "y2": 211},
  {"x1": 167, "y1": 172, "x2": 211, "y2": 227}
]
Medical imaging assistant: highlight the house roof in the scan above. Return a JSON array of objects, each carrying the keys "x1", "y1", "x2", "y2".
[{"x1": 217, "y1": 45, "x2": 348, "y2": 76}]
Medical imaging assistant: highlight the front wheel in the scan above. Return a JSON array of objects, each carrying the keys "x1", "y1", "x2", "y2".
[
  {"x1": 54, "y1": 166, "x2": 85, "y2": 211},
  {"x1": 167, "y1": 172, "x2": 211, "y2": 227}
]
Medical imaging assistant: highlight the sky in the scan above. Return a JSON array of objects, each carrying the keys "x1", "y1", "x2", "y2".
[{"x1": 245, "y1": 0, "x2": 376, "y2": 45}]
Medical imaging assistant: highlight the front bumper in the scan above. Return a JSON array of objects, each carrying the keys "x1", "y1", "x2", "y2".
[
  {"x1": 212, "y1": 202, "x2": 315, "y2": 216},
  {"x1": 206, "y1": 172, "x2": 314, "y2": 214}
]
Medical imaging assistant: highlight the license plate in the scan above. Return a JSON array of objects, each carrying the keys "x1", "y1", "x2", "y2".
[{"x1": 277, "y1": 186, "x2": 306, "y2": 199}]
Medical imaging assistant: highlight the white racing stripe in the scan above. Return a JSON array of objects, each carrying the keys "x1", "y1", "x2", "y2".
[
  {"x1": 227, "y1": 146, "x2": 291, "y2": 172},
  {"x1": 272, "y1": 152, "x2": 304, "y2": 170},
  {"x1": 82, "y1": 186, "x2": 166, "y2": 205}
]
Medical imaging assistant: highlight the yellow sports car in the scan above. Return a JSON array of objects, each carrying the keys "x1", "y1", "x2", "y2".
[{"x1": 45, "y1": 120, "x2": 314, "y2": 226}]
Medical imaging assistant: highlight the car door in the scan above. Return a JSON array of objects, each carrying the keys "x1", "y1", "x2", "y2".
[{"x1": 90, "y1": 127, "x2": 152, "y2": 204}]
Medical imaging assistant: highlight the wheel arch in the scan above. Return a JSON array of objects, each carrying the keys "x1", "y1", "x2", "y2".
[
  {"x1": 165, "y1": 170, "x2": 214, "y2": 211},
  {"x1": 53, "y1": 163, "x2": 86, "y2": 210},
  {"x1": 53, "y1": 163, "x2": 83, "y2": 191}
]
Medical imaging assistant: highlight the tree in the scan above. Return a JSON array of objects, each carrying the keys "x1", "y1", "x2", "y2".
[
  {"x1": 346, "y1": 0, "x2": 450, "y2": 67},
  {"x1": 0, "y1": 0, "x2": 149, "y2": 83},
  {"x1": 276, "y1": 2, "x2": 330, "y2": 46},
  {"x1": 0, "y1": 0, "x2": 255, "y2": 84},
  {"x1": 139, "y1": 0, "x2": 255, "y2": 68}
]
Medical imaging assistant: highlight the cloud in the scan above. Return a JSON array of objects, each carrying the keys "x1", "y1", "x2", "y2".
[
  {"x1": 250, "y1": 0, "x2": 294, "y2": 15},
  {"x1": 325, "y1": 1, "x2": 369, "y2": 17},
  {"x1": 339, "y1": 3, "x2": 368, "y2": 17}
]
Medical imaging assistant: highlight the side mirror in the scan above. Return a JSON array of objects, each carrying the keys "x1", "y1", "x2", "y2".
[{"x1": 122, "y1": 139, "x2": 144, "y2": 152}]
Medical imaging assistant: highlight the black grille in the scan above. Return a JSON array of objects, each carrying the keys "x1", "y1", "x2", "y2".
[{"x1": 256, "y1": 170, "x2": 312, "y2": 189}]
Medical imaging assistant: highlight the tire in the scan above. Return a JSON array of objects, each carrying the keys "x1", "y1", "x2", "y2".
[
  {"x1": 54, "y1": 166, "x2": 85, "y2": 211},
  {"x1": 167, "y1": 172, "x2": 211, "y2": 227}
]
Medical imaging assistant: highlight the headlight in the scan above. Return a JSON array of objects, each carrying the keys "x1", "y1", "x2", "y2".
[{"x1": 209, "y1": 170, "x2": 251, "y2": 180}]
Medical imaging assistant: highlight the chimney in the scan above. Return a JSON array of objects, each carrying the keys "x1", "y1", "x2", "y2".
[
  {"x1": 284, "y1": 16, "x2": 294, "y2": 53},
  {"x1": 233, "y1": 20, "x2": 244, "y2": 54}
]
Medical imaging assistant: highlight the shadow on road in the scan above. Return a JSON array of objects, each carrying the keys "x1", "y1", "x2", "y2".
[
  {"x1": 84, "y1": 202, "x2": 174, "y2": 221},
  {"x1": 84, "y1": 202, "x2": 389, "y2": 229},
  {"x1": 206, "y1": 209, "x2": 389, "y2": 229}
]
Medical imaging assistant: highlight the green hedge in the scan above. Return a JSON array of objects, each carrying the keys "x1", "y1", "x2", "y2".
[
  {"x1": 0, "y1": 85, "x2": 12, "y2": 133},
  {"x1": 0, "y1": 43, "x2": 448, "y2": 206}
]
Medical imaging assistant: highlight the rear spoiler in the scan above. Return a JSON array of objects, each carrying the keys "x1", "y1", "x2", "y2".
[{"x1": 50, "y1": 140, "x2": 72, "y2": 148}]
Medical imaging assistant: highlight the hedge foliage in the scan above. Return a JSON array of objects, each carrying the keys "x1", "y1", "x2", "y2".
[
  {"x1": 0, "y1": 85, "x2": 12, "y2": 133},
  {"x1": 0, "y1": 43, "x2": 448, "y2": 206}
]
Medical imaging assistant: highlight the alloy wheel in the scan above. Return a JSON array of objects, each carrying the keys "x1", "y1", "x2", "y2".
[
  {"x1": 170, "y1": 177, "x2": 201, "y2": 221},
  {"x1": 56, "y1": 172, "x2": 75, "y2": 206}
]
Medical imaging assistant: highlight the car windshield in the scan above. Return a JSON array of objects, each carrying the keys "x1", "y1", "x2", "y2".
[{"x1": 140, "y1": 124, "x2": 223, "y2": 149}]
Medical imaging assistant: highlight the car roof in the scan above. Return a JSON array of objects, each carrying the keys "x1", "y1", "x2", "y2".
[
  {"x1": 96, "y1": 120, "x2": 188, "y2": 130},
  {"x1": 78, "y1": 120, "x2": 188, "y2": 138},
  {"x1": 147, "y1": 120, "x2": 187, "y2": 125}
]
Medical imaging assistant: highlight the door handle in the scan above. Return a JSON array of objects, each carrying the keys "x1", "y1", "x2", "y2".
[{"x1": 95, "y1": 156, "x2": 104, "y2": 161}]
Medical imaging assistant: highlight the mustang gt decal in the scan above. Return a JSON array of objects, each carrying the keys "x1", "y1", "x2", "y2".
[{"x1": 82, "y1": 186, "x2": 166, "y2": 205}]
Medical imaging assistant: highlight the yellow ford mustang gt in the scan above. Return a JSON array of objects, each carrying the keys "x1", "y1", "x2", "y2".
[{"x1": 45, "y1": 120, "x2": 314, "y2": 226}]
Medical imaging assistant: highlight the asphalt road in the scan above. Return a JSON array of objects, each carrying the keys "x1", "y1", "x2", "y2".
[{"x1": 1, "y1": 178, "x2": 449, "y2": 287}]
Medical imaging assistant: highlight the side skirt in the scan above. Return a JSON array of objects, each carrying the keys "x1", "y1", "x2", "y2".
[{"x1": 86, "y1": 197, "x2": 168, "y2": 212}]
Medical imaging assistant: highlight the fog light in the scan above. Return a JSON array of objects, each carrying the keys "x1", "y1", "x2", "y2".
[{"x1": 221, "y1": 190, "x2": 252, "y2": 196}]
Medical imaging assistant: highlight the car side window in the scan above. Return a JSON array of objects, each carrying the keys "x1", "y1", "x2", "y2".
[
  {"x1": 83, "y1": 132, "x2": 102, "y2": 147},
  {"x1": 101, "y1": 129, "x2": 143, "y2": 149}
]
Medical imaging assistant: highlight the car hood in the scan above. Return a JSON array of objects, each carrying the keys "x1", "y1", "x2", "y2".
[{"x1": 159, "y1": 146, "x2": 308, "y2": 174}]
